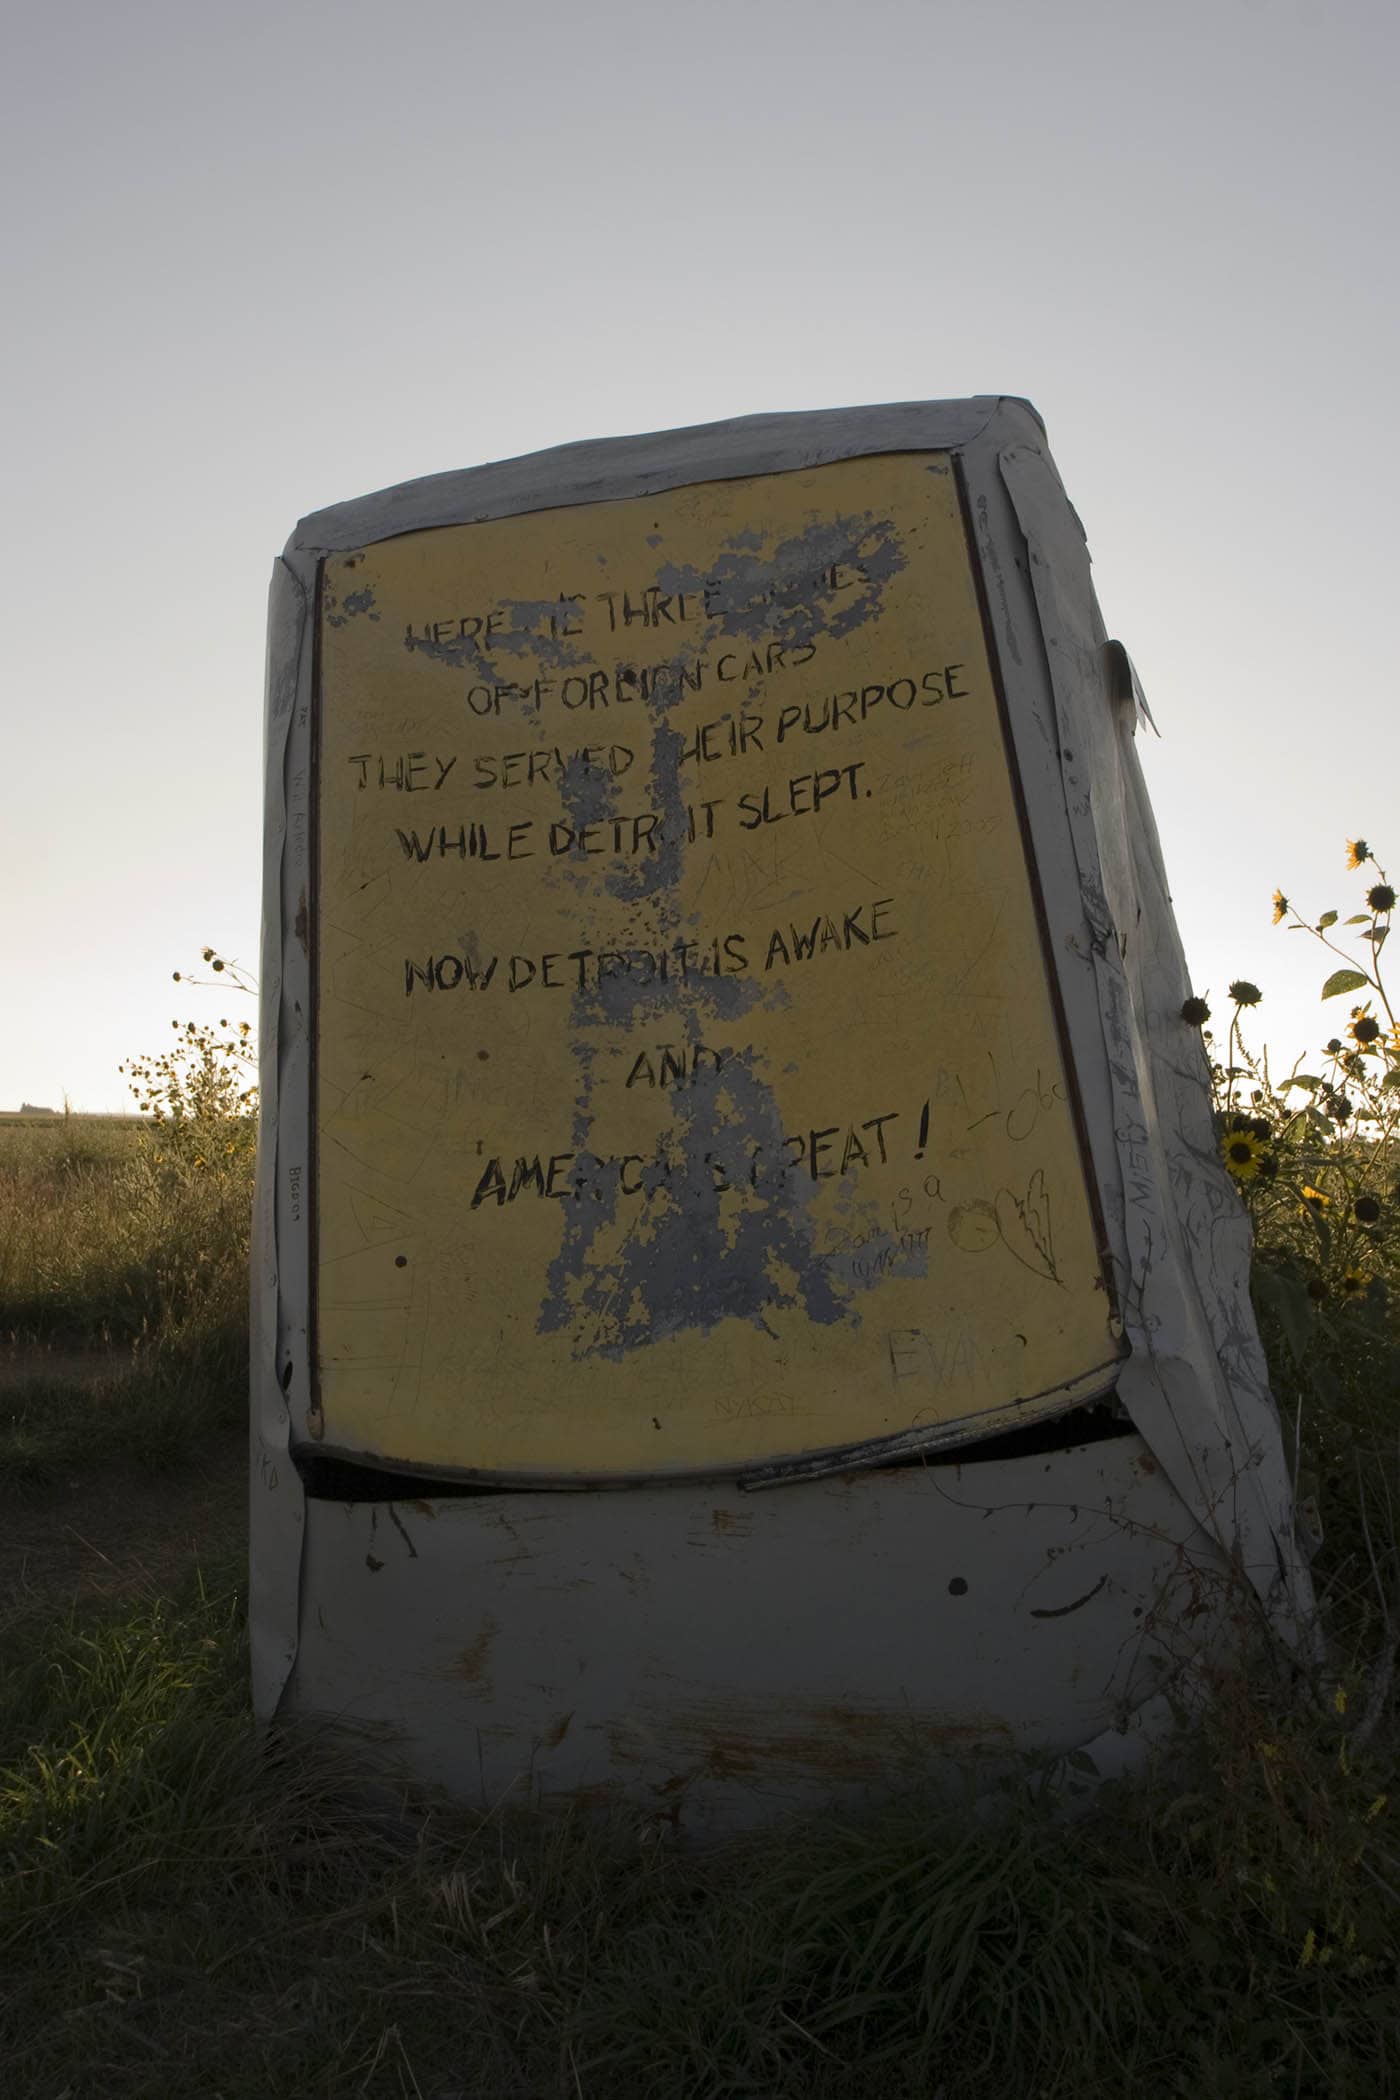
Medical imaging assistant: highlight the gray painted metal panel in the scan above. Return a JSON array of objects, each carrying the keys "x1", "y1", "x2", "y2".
[
  {"x1": 288, "y1": 398, "x2": 1011, "y2": 555},
  {"x1": 987, "y1": 439, "x2": 1308, "y2": 1632}
]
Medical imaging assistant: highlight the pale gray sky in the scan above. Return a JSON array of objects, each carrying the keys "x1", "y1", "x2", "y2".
[{"x1": 4, "y1": 0, "x2": 1397, "y2": 1109}]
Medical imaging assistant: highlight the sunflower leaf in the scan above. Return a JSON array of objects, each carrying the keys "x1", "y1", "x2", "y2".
[
  {"x1": 1317, "y1": 911, "x2": 1339, "y2": 930},
  {"x1": 1345, "y1": 913, "x2": 1371, "y2": 925},
  {"x1": 1320, "y1": 968, "x2": 1370, "y2": 999}
]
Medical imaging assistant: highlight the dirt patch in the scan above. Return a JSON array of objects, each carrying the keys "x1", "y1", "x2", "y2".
[
  {"x1": 0, "y1": 1431, "x2": 247, "y2": 1622},
  {"x1": 0, "y1": 1340, "x2": 129, "y2": 1391}
]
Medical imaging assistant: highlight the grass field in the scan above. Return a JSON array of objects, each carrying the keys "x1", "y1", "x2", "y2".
[{"x1": 2, "y1": 1071, "x2": 1398, "y2": 2096}]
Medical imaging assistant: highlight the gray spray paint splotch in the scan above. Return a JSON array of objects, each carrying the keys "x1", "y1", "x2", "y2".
[
  {"x1": 538, "y1": 980, "x2": 851, "y2": 1359},
  {"x1": 534, "y1": 509, "x2": 915, "y2": 1357},
  {"x1": 608, "y1": 513, "x2": 909, "y2": 908},
  {"x1": 653, "y1": 511, "x2": 907, "y2": 653},
  {"x1": 323, "y1": 566, "x2": 381, "y2": 628}
]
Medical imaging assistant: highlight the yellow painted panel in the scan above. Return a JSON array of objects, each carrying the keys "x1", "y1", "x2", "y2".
[{"x1": 315, "y1": 454, "x2": 1117, "y2": 1474}]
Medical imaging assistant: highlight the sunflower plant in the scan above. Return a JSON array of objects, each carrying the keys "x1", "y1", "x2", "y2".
[
  {"x1": 119, "y1": 948, "x2": 258, "y2": 1178},
  {"x1": 1183, "y1": 842, "x2": 1400, "y2": 1626},
  {"x1": 1196, "y1": 841, "x2": 1397, "y2": 1268}
]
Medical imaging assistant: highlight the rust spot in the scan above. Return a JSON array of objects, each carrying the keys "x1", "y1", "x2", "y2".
[
  {"x1": 710, "y1": 1508, "x2": 751, "y2": 1535},
  {"x1": 1137, "y1": 1453, "x2": 1158, "y2": 1475},
  {"x1": 541, "y1": 1710, "x2": 574, "y2": 1749},
  {"x1": 820, "y1": 1703, "x2": 903, "y2": 1736},
  {"x1": 446, "y1": 1615, "x2": 499, "y2": 1687},
  {"x1": 706, "y1": 1739, "x2": 758, "y2": 1778},
  {"x1": 293, "y1": 888, "x2": 309, "y2": 954},
  {"x1": 405, "y1": 1499, "x2": 438, "y2": 1518},
  {"x1": 612, "y1": 1701, "x2": 1014, "y2": 1785}
]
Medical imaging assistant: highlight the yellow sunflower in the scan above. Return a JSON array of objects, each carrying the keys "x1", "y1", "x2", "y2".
[
  {"x1": 1222, "y1": 1128, "x2": 1265, "y2": 1181},
  {"x1": 1300, "y1": 1185, "x2": 1331, "y2": 1215},
  {"x1": 1340, "y1": 1268, "x2": 1370, "y2": 1298}
]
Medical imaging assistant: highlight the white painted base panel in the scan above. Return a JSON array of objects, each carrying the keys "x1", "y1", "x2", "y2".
[{"x1": 281, "y1": 1429, "x2": 1232, "y2": 1835}]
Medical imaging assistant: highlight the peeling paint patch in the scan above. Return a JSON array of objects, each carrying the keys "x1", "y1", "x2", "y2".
[
  {"x1": 653, "y1": 511, "x2": 908, "y2": 653},
  {"x1": 532, "y1": 529, "x2": 886, "y2": 1356},
  {"x1": 538, "y1": 1044, "x2": 849, "y2": 1357}
]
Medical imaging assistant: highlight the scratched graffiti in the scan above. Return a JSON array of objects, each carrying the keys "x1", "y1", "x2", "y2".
[{"x1": 312, "y1": 452, "x2": 1119, "y2": 1474}]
